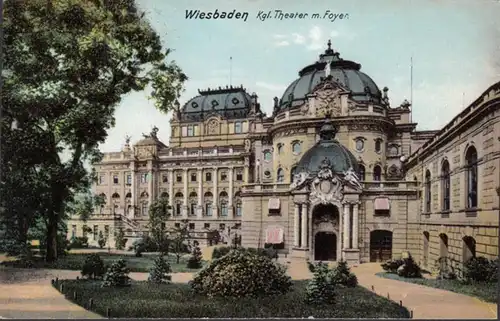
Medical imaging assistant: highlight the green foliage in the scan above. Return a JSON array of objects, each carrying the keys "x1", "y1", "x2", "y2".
[
  {"x1": 2, "y1": 0, "x2": 187, "y2": 262},
  {"x1": 331, "y1": 260, "x2": 358, "y2": 287},
  {"x1": 115, "y1": 229, "x2": 126, "y2": 250},
  {"x1": 187, "y1": 244, "x2": 202, "y2": 269},
  {"x1": 190, "y1": 248, "x2": 292, "y2": 298},
  {"x1": 396, "y1": 255, "x2": 422, "y2": 278},
  {"x1": 148, "y1": 255, "x2": 172, "y2": 284},
  {"x1": 69, "y1": 236, "x2": 89, "y2": 249},
  {"x1": 169, "y1": 220, "x2": 191, "y2": 263},
  {"x1": 462, "y1": 257, "x2": 498, "y2": 283},
  {"x1": 381, "y1": 259, "x2": 404, "y2": 273},
  {"x1": 97, "y1": 231, "x2": 106, "y2": 249},
  {"x1": 435, "y1": 257, "x2": 459, "y2": 280},
  {"x1": 212, "y1": 246, "x2": 275, "y2": 260},
  {"x1": 305, "y1": 262, "x2": 336, "y2": 305},
  {"x1": 147, "y1": 198, "x2": 171, "y2": 254},
  {"x1": 81, "y1": 254, "x2": 106, "y2": 279},
  {"x1": 55, "y1": 280, "x2": 411, "y2": 318},
  {"x1": 102, "y1": 259, "x2": 131, "y2": 287}
]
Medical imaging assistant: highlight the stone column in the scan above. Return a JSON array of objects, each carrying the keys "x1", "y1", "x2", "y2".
[
  {"x1": 244, "y1": 157, "x2": 250, "y2": 184},
  {"x1": 343, "y1": 203, "x2": 350, "y2": 249},
  {"x1": 294, "y1": 203, "x2": 300, "y2": 247},
  {"x1": 301, "y1": 203, "x2": 308, "y2": 249},
  {"x1": 197, "y1": 168, "x2": 203, "y2": 218},
  {"x1": 183, "y1": 168, "x2": 188, "y2": 218},
  {"x1": 339, "y1": 203, "x2": 343, "y2": 255},
  {"x1": 168, "y1": 169, "x2": 174, "y2": 209},
  {"x1": 213, "y1": 167, "x2": 218, "y2": 218},
  {"x1": 228, "y1": 166, "x2": 234, "y2": 218},
  {"x1": 352, "y1": 203, "x2": 359, "y2": 249},
  {"x1": 130, "y1": 163, "x2": 135, "y2": 218},
  {"x1": 148, "y1": 165, "x2": 153, "y2": 206}
]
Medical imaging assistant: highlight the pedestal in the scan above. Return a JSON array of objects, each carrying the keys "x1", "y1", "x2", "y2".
[
  {"x1": 342, "y1": 248, "x2": 360, "y2": 265},
  {"x1": 291, "y1": 248, "x2": 309, "y2": 259}
]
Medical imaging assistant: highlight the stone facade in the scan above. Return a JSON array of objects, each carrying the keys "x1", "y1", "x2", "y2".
[{"x1": 67, "y1": 42, "x2": 500, "y2": 268}]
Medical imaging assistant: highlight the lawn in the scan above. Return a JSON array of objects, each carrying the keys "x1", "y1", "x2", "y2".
[
  {"x1": 376, "y1": 272, "x2": 497, "y2": 303},
  {"x1": 54, "y1": 279, "x2": 410, "y2": 318},
  {"x1": 1, "y1": 252, "x2": 202, "y2": 273}
]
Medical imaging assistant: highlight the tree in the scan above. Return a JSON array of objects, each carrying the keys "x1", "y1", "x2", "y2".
[
  {"x1": 67, "y1": 192, "x2": 104, "y2": 222},
  {"x1": 148, "y1": 255, "x2": 172, "y2": 284},
  {"x1": 115, "y1": 228, "x2": 125, "y2": 250},
  {"x1": 2, "y1": 0, "x2": 187, "y2": 262},
  {"x1": 169, "y1": 220, "x2": 191, "y2": 264},
  {"x1": 97, "y1": 231, "x2": 106, "y2": 249},
  {"x1": 147, "y1": 197, "x2": 171, "y2": 254},
  {"x1": 187, "y1": 243, "x2": 202, "y2": 269}
]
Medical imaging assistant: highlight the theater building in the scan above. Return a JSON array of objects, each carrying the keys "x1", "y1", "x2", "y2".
[{"x1": 67, "y1": 41, "x2": 500, "y2": 267}]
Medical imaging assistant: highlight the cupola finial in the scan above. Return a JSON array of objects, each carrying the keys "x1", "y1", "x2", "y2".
[
  {"x1": 327, "y1": 39, "x2": 332, "y2": 50},
  {"x1": 319, "y1": 116, "x2": 338, "y2": 141}
]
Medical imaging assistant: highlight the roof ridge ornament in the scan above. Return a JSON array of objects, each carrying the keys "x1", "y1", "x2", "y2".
[{"x1": 319, "y1": 116, "x2": 338, "y2": 141}]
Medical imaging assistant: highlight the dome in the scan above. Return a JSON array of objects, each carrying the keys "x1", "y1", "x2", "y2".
[
  {"x1": 180, "y1": 85, "x2": 252, "y2": 122},
  {"x1": 280, "y1": 40, "x2": 381, "y2": 109},
  {"x1": 295, "y1": 118, "x2": 359, "y2": 174}
]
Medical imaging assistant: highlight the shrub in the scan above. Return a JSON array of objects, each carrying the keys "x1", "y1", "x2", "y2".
[
  {"x1": 331, "y1": 260, "x2": 358, "y2": 287},
  {"x1": 115, "y1": 230, "x2": 126, "y2": 250},
  {"x1": 102, "y1": 259, "x2": 131, "y2": 287},
  {"x1": 97, "y1": 231, "x2": 106, "y2": 249},
  {"x1": 463, "y1": 257, "x2": 498, "y2": 283},
  {"x1": 381, "y1": 259, "x2": 404, "y2": 273},
  {"x1": 305, "y1": 262, "x2": 336, "y2": 305},
  {"x1": 396, "y1": 255, "x2": 422, "y2": 278},
  {"x1": 211, "y1": 246, "x2": 232, "y2": 259},
  {"x1": 69, "y1": 236, "x2": 89, "y2": 249},
  {"x1": 211, "y1": 246, "x2": 274, "y2": 260},
  {"x1": 190, "y1": 248, "x2": 292, "y2": 298},
  {"x1": 148, "y1": 255, "x2": 172, "y2": 284},
  {"x1": 81, "y1": 254, "x2": 106, "y2": 280},
  {"x1": 187, "y1": 244, "x2": 202, "y2": 269},
  {"x1": 435, "y1": 257, "x2": 458, "y2": 280}
]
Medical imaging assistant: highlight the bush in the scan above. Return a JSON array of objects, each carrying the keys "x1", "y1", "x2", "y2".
[
  {"x1": 102, "y1": 259, "x2": 131, "y2": 287},
  {"x1": 396, "y1": 255, "x2": 422, "y2": 278},
  {"x1": 187, "y1": 244, "x2": 202, "y2": 269},
  {"x1": 212, "y1": 246, "x2": 275, "y2": 260},
  {"x1": 115, "y1": 230, "x2": 127, "y2": 250},
  {"x1": 331, "y1": 260, "x2": 358, "y2": 287},
  {"x1": 69, "y1": 236, "x2": 89, "y2": 249},
  {"x1": 435, "y1": 257, "x2": 458, "y2": 280},
  {"x1": 97, "y1": 232, "x2": 106, "y2": 249},
  {"x1": 81, "y1": 254, "x2": 106, "y2": 280},
  {"x1": 381, "y1": 259, "x2": 404, "y2": 273},
  {"x1": 463, "y1": 257, "x2": 498, "y2": 283},
  {"x1": 190, "y1": 248, "x2": 292, "y2": 298},
  {"x1": 148, "y1": 255, "x2": 172, "y2": 284},
  {"x1": 305, "y1": 262, "x2": 336, "y2": 305}
]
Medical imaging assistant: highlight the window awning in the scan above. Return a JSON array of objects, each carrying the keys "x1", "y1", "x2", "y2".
[
  {"x1": 265, "y1": 226, "x2": 284, "y2": 244},
  {"x1": 374, "y1": 197, "x2": 391, "y2": 211},
  {"x1": 268, "y1": 198, "x2": 281, "y2": 210}
]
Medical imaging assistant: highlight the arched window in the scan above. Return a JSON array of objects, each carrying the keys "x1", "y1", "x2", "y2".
[
  {"x1": 425, "y1": 170, "x2": 431, "y2": 213},
  {"x1": 189, "y1": 192, "x2": 197, "y2": 216},
  {"x1": 125, "y1": 192, "x2": 132, "y2": 199},
  {"x1": 462, "y1": 236, "x2": 476, "y2": 263},
  {"x1": 140, "y1": 191, "x2": 148, "y2": 198},
  {"x1": 263, "y1": 150, "x2": 272, "y2": 162},
  {"x1": 373, "y1": 165, "x2": 382, "y2": 181},
  {"x1": 375, "y1": 139, "x2": 382, "y2": 153},
  {"x1": 358, "y1": 165, "x2": 366, "y2": 181},
  {"x1": 290, "y1": 166, "x2": 298, "y2": 182},
  {"x1": 277, "y1": 168, "x2": 285, "y2": 182},
  {"x1": 219, "y1": 191, "x2": 228, "y2": 216},
  {"x1": 355, "y1": 138, "x2": 364, "y2": 152},
  {"x1": 234, "y1": 192, "x2": 242, "y2": 217},
  {"x1": 204, "y1": 192, "x2": 213, "y2": 217},
  {"x1": 292, "y1": 142, "x2": 301, "y2": 154},
  {"x1": 160, "y1": 192, "x2": 168, "y2": 199},
  {"x1": 465, "y1": 146, "x2": 478, "y2": 208},
  {"x1": 112, "y1": 193, "x2": 120, "y2": 200},
  {"x1": 174, "y1": 192, "x2": 183, "y2": 216},
  {"x1": 441, "y1": 160, "x2": 451, "y2": 211},
  {"x1": 141, "y1": 202, "x2": 148, "y2": 216},
  {"x1": 277, "y1": 143, "x2": 283, "y2": 154}
]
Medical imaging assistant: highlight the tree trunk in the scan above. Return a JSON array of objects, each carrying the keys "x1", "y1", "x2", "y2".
[{"x1": 45, "y1": 213, "x2": 58, "y2": 262}]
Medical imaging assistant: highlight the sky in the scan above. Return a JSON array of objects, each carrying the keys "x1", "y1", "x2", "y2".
[{"x1": 101, "y1": 0, "x2": 500, "y2": 152}]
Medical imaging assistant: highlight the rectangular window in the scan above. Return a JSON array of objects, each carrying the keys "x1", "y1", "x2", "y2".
[
  {"x1": 190, "y1": 203, "x2": 196, "y2": 216},
  {"x1": 236, "y1": 172, "x2": 243, "y2": 181},
  {"x1": 189, "y1": 223, "x2": 195, "y2": 230},
  {"x1": 187, "y1": 125, "x2": 194, "y2": 137},
  {"x1": 93, "y1": 225, "x2": 98, "y2": 241},
  {"x1": 141, "y1": 203, "x2": 148, "y2": 215},
  {"x1": 191, "y1": 173, "x2": 197, "y2": 182},
  {"x1": 205, "y1": 172, "x2": 212, "y2": 182},
  {"x1": 113, "y1": 175, "x2": 119, "y2": 184},
  {"x1": 221, "y1": 172, "x2": 227, "y2": 181},
  {"x1": 234, "y1": 121, "x2": 242, "y2": 134},
  {"x1": 176, "y1": 203, "x2": 181, "y2": 216},
  {"x1": 162, "y1": 174, "x2": 169, "y2": 183},
  {"x1": 126, "y1": 174, "x2": 132, "y2": 185},
  {"x1": 205, "y1": 203, "x2": 212, "y2": 216},
  {"x1": 221, "y1": 204, "x2": 228, "y2": 216},
  {"x1": 176, "y1": 173, "x2": 182, "y2": 183},
  {"x1": 219, "y1": 223, "x2": 225, "y2": 230},
  {"x1": 181, "y1": 126, "x2": 187, "y2": 136},
  {"x1": 175, "y1": 223, "x2": 180, "y2": 228},
  {"x1": 236, "y1": 204, "x2": 242, "y2": 216},
  {"x1": 71, "y1": 225, "x2": 76, "y2": 238},
  {"x1": 204, "y1": 223, "x2": 210, "y2": 229},
  {"x1": 140, "y1": 173, "x2": 148, "y2": 184},
  {"x1": 99, "y1": 174, "x2": 105, "y2": 185}
]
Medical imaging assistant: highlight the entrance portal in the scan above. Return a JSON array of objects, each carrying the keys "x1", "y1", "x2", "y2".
[
  {"x1": 369, "y1": 230, "x2": 393, "y2": 262},
  {"x1": 314, "y1": 232, "x2": 337, "y2": 261}
]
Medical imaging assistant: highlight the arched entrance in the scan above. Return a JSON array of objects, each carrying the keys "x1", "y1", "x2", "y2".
[
  {"x1": 312, "y1": 203, "x2": 340, "y2": 261},
  {"x1": 370, "y1": 230, "x2": 393, "y2": 262},
  {"x1": 314, "y1": 232, "x2": 337, "y2": 261}
]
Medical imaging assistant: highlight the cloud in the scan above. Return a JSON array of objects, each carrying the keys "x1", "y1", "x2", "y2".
[
  {"x1": 275, "y1": 40, "x2": 290, "y2": 47},
  {"x1": 292, "y1": 33, "x2": 306, "y2": 44},
  {"x1": 271, "y1": 26, "x2": 344, "y2": 51}
]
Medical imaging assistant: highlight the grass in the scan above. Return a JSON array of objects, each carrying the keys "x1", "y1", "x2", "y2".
[
  {"x1": 53, "y1": 279, "x2": 410, "y2": 318},
  {"x1": 1, "y1": 252, "x2": 202, "y2": 273},
  {"x1": 376, "y1": 272, "x2": 498, "y2": 303}
]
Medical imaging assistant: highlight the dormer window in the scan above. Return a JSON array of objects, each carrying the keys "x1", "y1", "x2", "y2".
[
  {"x1": 191, "y1": 102, "x2": 199, "y2": 108},
  {"x1": 187, "y1": 125, "x2": 194, "y2": 137},
  {"x1": 211, "y1": 100, "x2": 219, "y2": 107},
  {"x1": 234, "y1": 121, "x2": 242, "y2": 134},
  {"x1": 232, "y1": 97, "x2": 240, "y2": 105}
]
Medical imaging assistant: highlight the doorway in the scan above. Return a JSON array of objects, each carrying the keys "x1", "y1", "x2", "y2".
[
  {"x1": 314, "y1": 232, "x2": 337, "y2": 261},
  {"x1": 369, "y1": 230, "x2": 393, "y2": 262}
]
